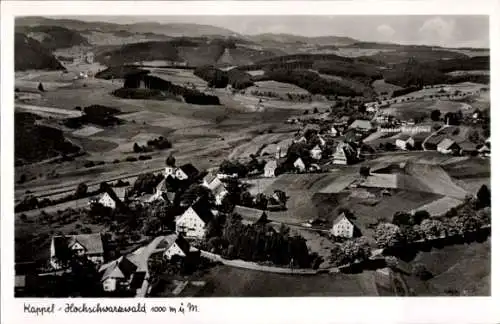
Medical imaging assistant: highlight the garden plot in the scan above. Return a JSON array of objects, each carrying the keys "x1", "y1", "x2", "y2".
[
  {"x1": 148, "y1": 68, "x2": 208, "y2": 89},
  {"x1": 72, "y1": 125, "x2": 103, "y2": 137},
  {"x1": 410, "y1": 196, "x2": 463, "y2": 217},
  {"x1": 247, "y1": 81, "x2": 310, "y2": 96}
]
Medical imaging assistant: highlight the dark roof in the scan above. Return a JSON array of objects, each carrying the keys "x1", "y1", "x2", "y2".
[
  {"x1": 179, "y1": 163, "x2": 199, "y2": 178},
  {"x1": 129, "y1": 271, "x2": 146, "y2": 290},
  {"x1": 162, "y1": 175, "x2": 181, "y2": 191},
  {"x1": 190, "y1": 199, "x2": 214, "y2": 224},
  {"x1": 52, "y1": 233, "x2": 105, "y2": 258},
  {"x1": 175, "y1": 235, "x2": 191, "y2": 254},
  {"x1": 234, "y1": 205, "x2": 266, "y2": 221}
]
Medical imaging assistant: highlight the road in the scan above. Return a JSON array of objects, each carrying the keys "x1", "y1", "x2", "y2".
[{"x1": 16, "y1": 103, "x2": 83, "y2": 118}]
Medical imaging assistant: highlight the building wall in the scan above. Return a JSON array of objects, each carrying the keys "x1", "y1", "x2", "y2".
[
  {"x1": 176, "y1": 169, "x2": 189, "y2": 180},
  {"x1": 164, "y1": 243, "x2": 187, "y2": 260},
  {"x1": 176, "y1": 208, "x2": 206, "y2": 239},
  {"x1": 165, "y1": 167, "x2": 175, "y2": 177},
  {"x1": 264, "y1": 167, "x2": 276, "y2": 177},
  {"x1": 102, "y1": 278, "x2": 117, "y2": 292},
  {"x1": 294, "y1": 160, "x2": 306, "y2": 171},
  {"x1": 99, "y1": 193, "x2": 116, "y2": 209},
  {"x1": 311, "y1": 149, "x2": 322, "y2": 160},
  {"x1": 215, "y1": 190, "x2": 228, "y2": 205},
  {"x1": 331, "y1": 219, "x2": 354, "y2": 238}
]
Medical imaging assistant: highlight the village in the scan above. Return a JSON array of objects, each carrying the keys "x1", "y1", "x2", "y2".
[{"x1": 15, "y1": 82, "x2": 491, "y2": 297}]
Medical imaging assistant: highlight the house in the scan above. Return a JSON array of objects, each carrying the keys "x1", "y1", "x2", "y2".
[
  {"x1": 212, "y1": 182, "x2": 228, "y2": 205},
  {"x1": 329, "y1": 213, "x2": 361, "y2": 238},
  {"x1": 93, "y1": 186, "x2": 125, "y2": 210},
  {"x1": 349, "y1": 119, "x2": 374, "y2": 132},
  {"x1": 366, "y1": 106, "x2": 378, "y2": 113},
  {"x1": 175, "y1": 164, "x2": 199, "y2": 181},
  {"x1": 310, "y1": 145, "x2": 322, "y2": 160},
  {"x1": 317, "y1": 135, "x2": 326, "y2": 147},
  {"x1": 100, "y1": 256, "x2": 138, "y2": 292},
  {"x1": 175, "y1": 200, "x2": 214, "y2": 239},
  {"x1": 293, "y1": 157, "x2": 306, "y2": 172},
  {"x1": 158, "y1": 234, "x2": 191, "y2": 260},
  {"x1": 330, "y1": 126, "x2": 339, "y2": 136},
  {"x1": 264, "y1": 160, "x2": 278, "y2": 177},
  {"x1": 85, "y1": 51, "x2": 94, "y2": 64},
  {"x1": 334, "y1": 116, "x2": 350, "y2": 126},
  {"x1": 50, "y1": 233, "x2": 105, "y2": 270},
  {"x1": 333, "y1": 142, "x2": 357, "y2": 165},
  {"x1": 459, "y1": 141, "x2": 477, "y2": 155},
  {"x1": 395, "y1": 134, "x2": 415, "y2": 150},
  {"x1": 276, "y1": 139, "x2": 293, "y2": 158},
  {"x1": 437, "y1": 138, "x2": 461, "y2": 155},
  {"x1": 478, "y1": 144, "x2": 490, "y2": 157},
  {"x1": 202, "y1": 172, "x2": 223, "y2": 191},
  {"x1": 165, "y1": 165, "x2": 176, "y2": 178}
]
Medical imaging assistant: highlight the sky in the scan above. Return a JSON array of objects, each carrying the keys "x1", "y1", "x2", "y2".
[{"x1": 55, "y1": 15, "x2": 489, "y2": 48}]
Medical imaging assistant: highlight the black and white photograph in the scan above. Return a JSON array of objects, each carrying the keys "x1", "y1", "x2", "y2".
[{"x1": 3, "y1": 4, "x2": 497, "y2": 317}]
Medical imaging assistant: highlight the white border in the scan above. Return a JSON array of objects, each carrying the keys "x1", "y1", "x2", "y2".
[{"x1": 1, "y1": 1, "x2": 499, "y2": 324}]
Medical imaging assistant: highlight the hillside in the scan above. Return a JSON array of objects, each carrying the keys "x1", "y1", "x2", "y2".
[
  {"x1": 16, "y1": 25, "x2": 90, "y2": 50},
  {"x1": 249, "y1": 33, "x2": 357, "y2": 46},
  {"x1": 15, "y1": 33, "x2": 65, "y2": 71}
]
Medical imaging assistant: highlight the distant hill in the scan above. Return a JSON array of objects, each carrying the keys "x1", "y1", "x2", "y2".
[
  {"x1": 15, "y1": 33, "x2": 65, "y2": 71},
  {"x1": 249, "y1": 33, "x2": 357, "y2": 46},
  {"x1": 16, "y1": 17, "x2": 240, "y2": 38},
  {"x1": 16, "y1": 25, "x2": 90, "y2": 50},
  {"x1": 95, "y1": 37, "x2": 279, "y2": 67}
]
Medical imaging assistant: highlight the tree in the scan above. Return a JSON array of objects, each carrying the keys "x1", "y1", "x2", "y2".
[
  {"x1": 412, "y1": 263, "x2": 434, "y2": 280},
  {"x1": 166, "y1": 154, "x2": 176, "y2": 167},
  {"x1": 74, "y1": 182, "x2": 88, "y2": 198},
  {"x1": 133, "y1": 143, "x2": 143, "y2": 153},
  {"x1": 413, "y1": 210, "x2": 430, "y2": 225},
  {"x1": 375, "y1": 223, "x2": 405, "y2": 249},
  {"x1": 431, "y1": 109, "x2": 441, "y2": 121},
  {"x1": 38, "y1": 82, "x2": 45, "y2": 92},
  {"x1": 468, "y1": 130, "x2": 480, "y2": 143},
  {"x1": 359, "y1": 166, "x2": 370, "y2": 177},
  {"x1": 313, "y1": 107, "x2": 319, "y2": 114},
  {"x1": 420, "y1": 219, "x2": 445, "y2": 239},
  {"x1": 476, "y1": 184, "x2": 490, "y2": 209},
  {"x1": 392, "y1": 212, "x2": 413, "y2": 226}
]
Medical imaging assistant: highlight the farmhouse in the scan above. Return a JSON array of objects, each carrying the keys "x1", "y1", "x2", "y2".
[
  {"x1": 395, "y1": 134, "x2": 415, "y2": 151},
  {"x1": 50, "y1": 233, "x2": 105, "y2": 270},
  {"x1": 202, "y1": 172, "x2": 223, "y2": 191},
  {"x1": 349, "y1": 119, "x2": 374, "y2": 132},
  {"x1": 478, "y1": 144, "x2": 490, "y2": 157},
  {"x1": 310, "y1": 145, "x2": 322, "y2": 160},
  {"x1": 333, "y1": 142, "x2": 357, "y2": 165},
  {"x1": 293, "y1": 157, "x2": 306, "y2": 172},
  {"x1": 158, "y1": 234, "x2": 191, "y2": 260},
  {"x1": 99, "y1": 256, "x2": 138, "y2": 292},
  {"x1": 92, "y1": 187, "x2": 125, "y2": 210},
  {"x1": 329, "y1": 213, "x2": 361, "y2": 238},
  {"x1": 264, "y1": 160, "x2": 278, "y2": 177},
  {"x1": 175, "y1": 164, "x2": 199, "y2": 181},
  {"x1": 437, "y1": 138, "x2": 461, "y2": 155},
  {"x1": 175, "y1": 200, "x2": 214, "y2": 239}
]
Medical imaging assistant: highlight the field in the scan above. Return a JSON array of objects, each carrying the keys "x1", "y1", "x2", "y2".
[
  {"x1": 372, "y1": 79, "x2": 403, "y2": 96},
  {"x1": 196, "y1": 265, "x2": 379, "y2": 297},
  {"x1": 246, "y1": 80, "x2": 310, "y2": 96},
  {"x1": 147, "y1": 68, "x2": 208, "y2": 89},
  {"x1": 406, "y1": 239, "x2": 490, "y2": 296}
]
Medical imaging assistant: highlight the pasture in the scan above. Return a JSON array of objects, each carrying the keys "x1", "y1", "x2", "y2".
[{"x1": 247, "y1": 80, "x2": 310, "y2": 96}]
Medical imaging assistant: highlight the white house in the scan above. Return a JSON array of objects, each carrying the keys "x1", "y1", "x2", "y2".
[
  {"x1": 99, "y1": 256, "x2": 138, "y2": 292},
  {"x1": 330, "y1": 213, "x2": 359, "y2": 238},
  {"x1": 264, "y1": 160, "x2": 278, "y2": 177},
  {"x1": 437, "y1": 138, "x2": 460, "y2": 155},
  {"x1": 160, "y1": 234, "x2": 191, "y2": 260},
  {"x1": 330, "y1": 126, "x2": 339, "y2": 136},
  {"x1": 175, "y1": 200, "x2": 214, "y2": 239},
  {"x1": 310, "y1": 145, "x2": 322, "y2": 160},
  {"x1": 293, "y1": 157, "x2": 306, "y2": 172},
  {"x1": 333, "y1": 142, "x2": 357, "y2": 165},
  {"x1": 395, "y1": 134, "x2": 415, "y2": 151},
  {"x1": 50, "y1": 233, "x2": 105, "y2": 270},
  {"x1": 213, "y1": 183, "x2": 228, "y2": 206},
  {"x1": 98, "y1": 192, "x2": 117, "y2": 209},
  {"x1": 165, "y1": 164, "x2": 199, "y2": 180},
  {"x1": 202, "y1": 173, "x2": 223, "y2": 191}
]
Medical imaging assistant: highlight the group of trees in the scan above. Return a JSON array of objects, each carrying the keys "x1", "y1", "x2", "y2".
[
  {"x1": 204, "y1": 213, "x2": 314, "y2": 268},
  {"x1": 194, "y1": 66, "x2": 254, "y2": 90},
  {"x1": 129, "y1": 172, "x2": 165, "y2": 196},
  {"x1": 329, "y1": 237, "x2": 372, "y2": 267},
  {"x1": 219, "y1": 158, "x2": 265, "y2": 178},
  {"x1": 375, "y1": 185, "x2": 491, "y2": 250},
  {"x1": 133, "y1": 136, "x2": 172, "y2": 153}
]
